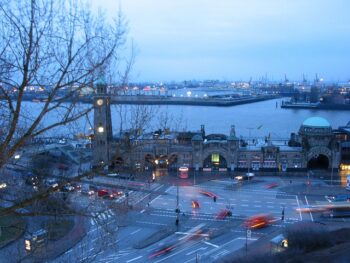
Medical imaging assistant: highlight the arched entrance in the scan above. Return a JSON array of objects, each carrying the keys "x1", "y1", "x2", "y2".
[
  {"x1": 203, "y1": 153, "x2": 227, "y2": 170},
  {"x1": 307, "y1": 154, "x2": 329, "y2": 170},
  {"x1": 111, "y1": 156, "x2": 124, "y2": 171}
]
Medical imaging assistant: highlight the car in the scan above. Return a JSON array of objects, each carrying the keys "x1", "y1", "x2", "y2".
[
  {"x1": 216, "y1": 209, "x2": 232, "y2": 220},
  {"x1": 149, "y1": 242, "x2": 177, "y2": 259},
  {"x1": 82, "y1": 189, "x2": 95, "y2": 196},
  {"x1": 265, "y1": 182, "x2": 279, "y2": 189},
  {"x1": 98, "y1": 189, "x2": 109, "y2": 197},
  {"x1": 107, "y1": 173, "x2": 119, "y2": 177},
  {"x1": 62, "y1": 184, "x2": 74, "y2": 192},
  {"x1": 192, "y1": 200, "x2": 200, "y2": 209},
  {"x1": 25, "y1": 176, "x2": 40, "y2": 186},
  {"x1": 234, "y1": 173, "x2": 255, "y2": 181},
  {"x1": 45, "y1": 178, "x2": 59, "y2": 190},
  {"x1": 243, "y1": 214, "x2": 275, "y2": 229},
  {"x1": 325, "y1": 194, "x2": 350, "y2": 203},
  {"x1": 89, "y1": 185, "x2": 98, "y2": 191},
  {"x1": 103, "y1": 194, "x2": 116, "y2": 200},
  {"x1": 71, "y1": 183, "x2": 81, "y2": 191},
  {"x1": 111, "y1": 190, "x2": 124, "y2": 197}
]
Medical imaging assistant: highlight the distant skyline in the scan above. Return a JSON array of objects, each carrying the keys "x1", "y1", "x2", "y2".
[{"x1": 91, "y1": 0, "x2": 350, "y2": 82}]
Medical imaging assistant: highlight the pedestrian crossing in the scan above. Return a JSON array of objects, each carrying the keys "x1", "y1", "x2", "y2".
[{"x1": 91, "y1": 209, "x2": 116, "y2": 225}]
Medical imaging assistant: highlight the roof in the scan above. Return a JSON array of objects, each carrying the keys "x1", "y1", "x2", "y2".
[
  {"x1": 192, "y1": 134, "x2": 203, "y2": 141},
  {"x1": 302, "y1": 117, "x2": 331, "y2": 128}
]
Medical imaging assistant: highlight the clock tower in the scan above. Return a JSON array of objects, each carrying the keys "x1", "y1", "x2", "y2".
[{"x1": 92, "y1": 78, "x2": 112, "y2": 168}]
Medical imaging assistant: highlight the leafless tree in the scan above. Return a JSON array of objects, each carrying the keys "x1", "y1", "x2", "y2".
[{"x1": 0, "y1": 0, "x2": 129, "y2": 168}]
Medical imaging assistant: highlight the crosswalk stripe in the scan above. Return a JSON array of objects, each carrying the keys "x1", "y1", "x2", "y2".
[{"x1": 109, "y1": 209, "x2": 115, "y2": 215}]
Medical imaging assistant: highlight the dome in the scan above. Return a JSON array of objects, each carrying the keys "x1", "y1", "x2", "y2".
[
  {"x1": 94, "y1": 76, "x2": 106, "y2": 86},
  {"x1": 302, "y1": 117, "x2": 330, "y2": 128}
]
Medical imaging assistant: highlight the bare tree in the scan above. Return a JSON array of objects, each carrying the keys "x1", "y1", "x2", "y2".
[{"x1": 0, "y1": 0, "x2": 129, "y2": 168}]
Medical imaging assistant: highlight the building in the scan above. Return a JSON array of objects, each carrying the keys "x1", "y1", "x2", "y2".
[{"x1": 92, "y1": 86, "x2": 343, "y2": 174}]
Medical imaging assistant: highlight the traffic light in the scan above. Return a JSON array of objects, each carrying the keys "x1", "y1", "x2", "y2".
[
  {"x1": 213, "y1": 196, "x2": 217, "y2": 202},
  {"x1": 175, "y1": 208, "x2": 180, "y2": 213}
]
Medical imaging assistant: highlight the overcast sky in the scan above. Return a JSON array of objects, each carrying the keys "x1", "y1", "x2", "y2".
[{"x1": 91, "y1": 0, "x2": 350, "y2": 82}]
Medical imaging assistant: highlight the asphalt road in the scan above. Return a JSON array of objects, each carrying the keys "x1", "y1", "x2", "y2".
[{"x1": 46, "y1": 175, "x2": 349, "y2": 263}]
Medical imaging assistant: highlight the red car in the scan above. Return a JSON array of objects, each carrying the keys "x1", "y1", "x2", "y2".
[
  {"x1": 265, "y1": 182, "x2": 278, "y2": 189},
  {"x1": 192, "y1": 200, "x2": 200, "y2": 209},
  {"x1": 216, "y1": 209, "x2": 232, "y2": 220},
  {"x1": 98, "y1": 189, "x2": 109, "y2": 197},
  {"x1": 243, "y1": 214, "x2": 275, "y2": 229}
]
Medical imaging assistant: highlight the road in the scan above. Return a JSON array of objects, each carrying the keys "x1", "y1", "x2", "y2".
[{"x1": 50, "y1": 175, "x2": 345, "y2": 263}]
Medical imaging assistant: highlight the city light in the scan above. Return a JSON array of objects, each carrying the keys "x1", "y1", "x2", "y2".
[
  {"x1": 97, "y1": 126, "x2": 104, "y2": 133},
  {"x1": 14, "y1": 154, "x2": 21, "y2": 159}
]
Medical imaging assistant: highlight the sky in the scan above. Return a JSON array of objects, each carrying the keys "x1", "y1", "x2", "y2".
[{"x1": 91, "y1": 0, "x2": 350, "y2": 82}]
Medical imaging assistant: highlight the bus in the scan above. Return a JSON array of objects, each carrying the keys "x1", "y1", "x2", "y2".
[{"x1": 179, "y1": 167, "x2": 189, "y2": 179}]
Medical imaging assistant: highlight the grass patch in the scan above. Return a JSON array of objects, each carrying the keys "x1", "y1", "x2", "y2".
[
  {"x1": 43, "y1": 218, "x2": 74, "y2": 241},
  {"x1": 0, "y1": 212, "x2": 26, "y2": 247}
]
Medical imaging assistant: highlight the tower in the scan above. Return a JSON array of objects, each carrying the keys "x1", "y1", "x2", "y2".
[{"x1": 92, "y1": 78, "x2": 112, "y2": 168}]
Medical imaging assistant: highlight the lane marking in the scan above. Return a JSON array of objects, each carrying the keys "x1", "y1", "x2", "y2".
[
  {"x1": 304, "y1": 195, "x2": 314, "y2": 222},
  {"x1": 185, "y1": 247, "x2": 206, "y2": 256},
  {"x1": 140, "y1": 209, "x2": 145, "y2": 213},
  {"x1": 202, "y1": 241, "x2": 219, "y2": 248},
  {"x1": 131, "y1": 229, "x2": 141, "y2": 235},
  {"x1": 150, "y1": 195, "x2": 162, "y2": 204},
  {"x1": 295, "y1": 195, "x2": 303, "y2": 220},
  {"x1": 126, "y1": 256, "x2": 142, "y2": 263}
]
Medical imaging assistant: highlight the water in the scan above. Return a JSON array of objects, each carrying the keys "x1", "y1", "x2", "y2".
[{"x1": 22, "y1": 98, "x2": 349, "y2": 139}]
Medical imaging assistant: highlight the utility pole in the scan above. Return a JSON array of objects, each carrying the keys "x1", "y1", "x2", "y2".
[{"x1": 175, "y1": 184, "x2": 180, "y2": 226}]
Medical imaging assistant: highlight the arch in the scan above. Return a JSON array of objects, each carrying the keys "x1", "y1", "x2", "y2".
[
  {"x1": 110, "y1": 156, "x2": 124, "y2": 171},
  {"x1": 203, "y1": 153, "x2": 227, "y2": 170},
  {"x1": 307, "y1": 146, "x2": 331, "y2": 170},
  {"x1": 307, "y1": 154, "x2": 329, "y2": 170}
]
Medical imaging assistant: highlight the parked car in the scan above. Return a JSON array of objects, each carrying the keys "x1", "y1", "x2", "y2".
[
  {"x1": 98, "y1": 189, "x2": 109, "y2": 197},
  {"x1": 62, "y1": 184, "x2": 74, "y2": 192},
  {"x1": 45, "y1": 178, "x2": 59, "y2": 190}
]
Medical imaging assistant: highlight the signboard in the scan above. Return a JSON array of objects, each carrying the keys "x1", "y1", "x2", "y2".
[{"x1": 247, "y1": 229, "x2": 251, "y2": 239}]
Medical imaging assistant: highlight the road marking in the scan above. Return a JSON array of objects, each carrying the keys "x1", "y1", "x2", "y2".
[
  {"x1": 240, "y1": 204, "x2": 248, "y2": 207},
  {"x1": 64, "y1": 249, "x2": 73, "y2": 254},
  {"x1": 126, "y1": 256, "x2": 142, "y2": 262},
  {"x1": 253, "y1": 205, "x2": 262, "y2": 207},
  {"x1": 136, "y1": 220, "x2": 167, "y2": 226},
  {"x1": 304, "y1": 196, "x2": 314, "y2": 222},
  {"x1": 109, "y1": 209, "x2": 115, "y2": 215},
  {"x1": 140, "y1": 209, "x2": 145, "y2": 213},
  {"x1": 154, "y1": 185, "x2": 163, "y2": 191},
  {"x1": 150, "y1": 194, "x2": 162, "y2": 204},
  {"x1": 154, "y1": 241, "x2": 202, "y2": 263},
  {"x1": 202, "y1": 241, "x2": 219, "y2": 248},
  {"x1": 186, "y1": 247, "x2": 206, "y2": 256},
  {"x1": 295, "y1": 195, "x2": 303, "y2": 220},
  {"x1": 131, "y1": 228, "x2": 141, "y2": 235}
]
